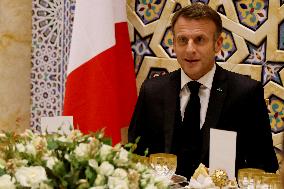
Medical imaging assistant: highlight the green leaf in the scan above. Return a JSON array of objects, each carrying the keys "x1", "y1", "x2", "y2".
[
  {"x1": 0, "y1": 168, "x2": 5, "y2": 176},
  {"x1": 47, "y1": 138, "x2": 59, "y2": 150},
  {"x1": 64, "y1": 169, "x2": 80, "y2": 189},
  {"x1": 144, "y1": 148, "x2": 149, "y2": 156},
  {"x1": 101, "y1": 137, "x2": 112, "y2": 146},
  {"x1": 135, "y1": 136, "x2": 141, "y2": 144},
  {"x1": 85, "y1": 166, "x2": 96, "y2": 185},
  {"x1": 59, "y1": 179, "x2": 69, "y2": 188},
  {"x1": 53, "y1": 161, "x2": 67, "y2": 177},
  {"x1": 94, "y1": 129, "x2": 105, "y2": 139},
  {"x1": 125, "y1": 136, "x2": 141, "y2": 153},
  {"x1": 123, "y1": 143, "x2": 133, "y2": 148}
]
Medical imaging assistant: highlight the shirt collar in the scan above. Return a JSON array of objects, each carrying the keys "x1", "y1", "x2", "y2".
[{"x1": 180, "y1": 64, "x2": 216, "y2": 90}]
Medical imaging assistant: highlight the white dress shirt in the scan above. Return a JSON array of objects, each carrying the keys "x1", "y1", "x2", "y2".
[{"x1": 180, "y1": 64, "x2": 216, "y2": 128}]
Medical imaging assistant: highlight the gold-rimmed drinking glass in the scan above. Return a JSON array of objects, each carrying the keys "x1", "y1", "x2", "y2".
[
  {"x1": 131, "y1": 154, "x2": 149, "y2": 166},
  {"x1": 261, "y1": 172, "x2": 281, "y2": 189},
  {"x1": 149, "y1": 153, "x2": 177, "y2": 180},
  {"x1": 237, "y1": 168, "x2": 265, "y2": 188}
]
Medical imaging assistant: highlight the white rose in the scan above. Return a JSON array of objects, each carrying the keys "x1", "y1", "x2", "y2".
[
  {"x1": 87, "y1": 137, "x2": 94, "y2": 142},
  {"x1": 115, "y1": 148, "x2": 129, "y2": 165},
  {"x1": 89, "y1": 187, "x2": 106, "y2": 189},
  {"x1": 113, "y1": 143, "x2": 122, "y2": 150},
  {"x1": 94, "y1": 174, "x2": 106, "y2": 186},
  {"x1": 88, "y1": 159, "x2": 98, "y2": 169},
  {"x1": 15, "y1": 143, "x2": 25, "y2": 152},
  {"x1": 135, "y1": 162, "x2": 148, "y2": 172},
  {"x1": 64, "y1": 154, "x2": 70, "y2": 161},
  {"x1": 141, "y1": 171, "x2": 154, "y2": 180},
  {"x1": 18, "y1": 159, "x2": 28, "y2": 167},
  {"x1": 99, "y1": 144, "x2": 112, "y2": 160},
  {"x1": 15, "y1": 166, "x2": 47, "y2": 188},
  {"x1": 68, "y1": 130, "x2": 82, "y2": 140},
  {"x1": 0, "y1": 159, "x2": 6, "y2": 169},
  {"x1": 25, "y1": 143, "x2": 36, "y2": 156},
  {"x1": 0, "y1": 174, "x2": 15, "y2": 189},
  {"x1": 112, "y1": 168, "x2": 128, "y2": 179},
  {"x1": 57, "y1": 136, "x2": 72, "y2": 143},
  {"x1": 39, "y1": 182, "x2": 53, "y2": 189},
  {"x1": 140, "y1": 171, "x2": 155, "y2": 188},
  {"x1": 98, "y1": 161, "x2": 114, "y2": 176},
  {"x1": 20, "y1": 129, "x2": 34, "y2": 138},
  {"x1": 32, "y1": 136, "x2": 47, "y2": 149},
  {"x1": 96, "y1": 132, "x2": 104, "y2": 139},
  {"x1": 154, "y1": 175, "x2": 171, "y2": 188},
  {"x1": 107, "y1": 176, "x2": 128, "y2": 189},
  {"x1": 144, "y1": 184, "x2": 158, "y2": 189},
  {"x1": 77, "y1": 179, "x2": 88, "y2": 184},
  {"x1": 74, "y1": 143, "x2": 90, "y2": 158},
  {"x1": 45, "y1": 150, "x2": 52, "y2": 156},
  {"x1": 45, "y1": 156, "x2": 58, "y2": 170}
]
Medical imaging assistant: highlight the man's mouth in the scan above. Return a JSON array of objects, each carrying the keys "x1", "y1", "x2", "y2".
[{"x1": 185, "y1": 59, "x2": 199, "y2": 64}]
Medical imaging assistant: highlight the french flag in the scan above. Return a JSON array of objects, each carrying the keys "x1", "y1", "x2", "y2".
[{"x1": 63, "y1": 0, "x2": 137, "y2": 144}]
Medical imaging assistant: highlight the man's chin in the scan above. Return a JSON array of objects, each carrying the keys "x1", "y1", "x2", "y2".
[{"x1": 184, "y1": 71, "x2": 202, "y2": 80}]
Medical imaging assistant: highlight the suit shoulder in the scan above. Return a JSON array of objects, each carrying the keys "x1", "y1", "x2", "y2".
[
  {"x1": 224, "y1": 68, "x2": 261, "y2": 88},
  {"x1": 142, "y1": 69, "x2": 179, "y2": 87}
]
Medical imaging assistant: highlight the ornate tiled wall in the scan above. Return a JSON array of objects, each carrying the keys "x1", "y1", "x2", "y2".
[
  {"x1": 31, "y1": 0, "x2": 284, "y2": 160},
  {"x1": 31, "y1": 0, "x2": 75, "y2": 132},
  {"x1": 127, "y1": 0, "x2": 284, "y2": 160}
]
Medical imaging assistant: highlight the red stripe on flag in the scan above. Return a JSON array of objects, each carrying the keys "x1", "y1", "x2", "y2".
[{"x1": 64, "y1": 22, "x2": 137, "y2": 144}]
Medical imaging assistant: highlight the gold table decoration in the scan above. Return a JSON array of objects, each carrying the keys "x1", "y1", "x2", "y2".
[{"x1": 210, "y1": 169, "x2": 229, "y2": 187}]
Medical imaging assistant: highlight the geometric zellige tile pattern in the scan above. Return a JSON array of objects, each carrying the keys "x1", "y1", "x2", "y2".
[{"x1": 31, "y1": 0, "x2": 75, "y2": 133}]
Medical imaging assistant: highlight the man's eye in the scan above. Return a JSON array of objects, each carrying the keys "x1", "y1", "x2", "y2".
[
  {"x1": 196, "y1": 36, "x2": 205, "y2": 43},
  {"x1": 176, "y1": 37, "x2": 188, "y2": 45}
]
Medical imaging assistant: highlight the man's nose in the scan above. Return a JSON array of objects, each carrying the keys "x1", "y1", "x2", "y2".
[{"x1": 185, "y1": 40, "x2": 196, "y2": 54}]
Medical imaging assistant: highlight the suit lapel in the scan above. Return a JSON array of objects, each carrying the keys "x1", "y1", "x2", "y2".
[
  {"x1": 163, "y1": 69, "x2": 181, "y2": 153},
  {"x1": 201, "y1": 65, "x2": 228, "y2": 161}
]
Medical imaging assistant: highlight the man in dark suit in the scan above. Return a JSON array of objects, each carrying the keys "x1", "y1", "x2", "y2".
[{"x1": 128, "y1": 3, "x2": 278, "y2": 179}]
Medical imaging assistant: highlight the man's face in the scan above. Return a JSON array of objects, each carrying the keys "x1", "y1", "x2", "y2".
[{"x1": 173, "y1": 17, "x2": 223, "y2": 80}]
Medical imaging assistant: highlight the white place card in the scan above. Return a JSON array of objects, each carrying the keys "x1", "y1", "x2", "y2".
[
  {"x1": 41, "y1": 116, "x2": 73, "y2": 135},
  {"x1": 209, "y1": 128, "x2": 237, "y2": 179}
]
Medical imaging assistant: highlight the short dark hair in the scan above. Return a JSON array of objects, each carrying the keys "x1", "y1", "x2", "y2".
[{"x1": 171, "y1": 3, "x2": 222, "y2": 38}]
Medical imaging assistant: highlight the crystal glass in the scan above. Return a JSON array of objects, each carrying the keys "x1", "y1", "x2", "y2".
[
  {"x1": 131, "y1": 154, "x2": 149, "y2": 166},
  {"x1": 149, "y1": 153, "x2": 177, "y2": 180},
  {"x1": 237, "y1": 168, "x2": 264, "y2": 188},
  {"x1": 261, "y1": 173, "x2": 281, "y2": 189}
]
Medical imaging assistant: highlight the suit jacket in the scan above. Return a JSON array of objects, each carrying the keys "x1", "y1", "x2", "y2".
[{"x1": 128, "y1": 65, "x2": 278, "y2": 175}]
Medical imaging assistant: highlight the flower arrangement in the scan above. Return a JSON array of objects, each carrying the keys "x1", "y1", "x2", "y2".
[{"x1": 0, "y1": 129, "x2": 169, "y2": 189}]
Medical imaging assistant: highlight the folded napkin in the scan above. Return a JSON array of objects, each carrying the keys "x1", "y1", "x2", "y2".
[{"x1": 188, "y1": 174, "x2": 217, "y2": 189}]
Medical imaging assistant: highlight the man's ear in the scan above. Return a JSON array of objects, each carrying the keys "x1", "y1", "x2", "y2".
[{"x1": 214, "y1": 35, "x2": 223, "y2": 53}]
